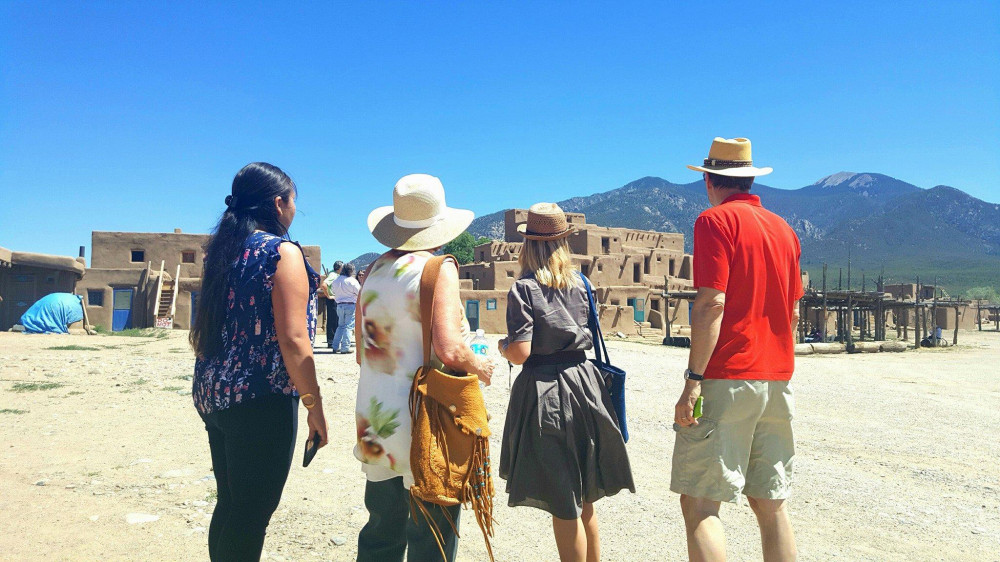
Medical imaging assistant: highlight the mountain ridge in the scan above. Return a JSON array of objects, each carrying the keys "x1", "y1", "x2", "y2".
[{"x1": 467, "y1": 172, "x2": 1000, "y2": 294}]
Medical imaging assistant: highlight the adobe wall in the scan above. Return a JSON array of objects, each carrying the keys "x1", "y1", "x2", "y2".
[
  {"x1": 459, "y1": 287, "x2": 640, "y2": 337},
  {"x1": 77, "y1": 269, "x2": 153, "y2": 331},
  {"x1": 91, "y1": 231, "x2": 209, "y2": 278},
  {"x1": 0, "y1": 264, "x2": 82, "y2": 330},
  {"x1": 90, "y1": 230, "x2": 322, "y2": 280},
  {"x1": 459, "y1": 289, "x2": 508, "y2": 333}
]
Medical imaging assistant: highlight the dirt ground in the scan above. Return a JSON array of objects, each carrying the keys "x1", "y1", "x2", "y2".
[{"x1": 1, "y1": 329, "x2": 998, "y2": 561}]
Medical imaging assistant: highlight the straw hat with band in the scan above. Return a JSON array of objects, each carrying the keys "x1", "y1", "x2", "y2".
[
  {"x1": 686, "y1": 137, "x2": 772, "y2": 178},
  {"x1": 517, "y1": 202, "x2": 576, "y2": 241},
  {"x1": 368, "y1": 174, "x2": 474, "y2": 251}
]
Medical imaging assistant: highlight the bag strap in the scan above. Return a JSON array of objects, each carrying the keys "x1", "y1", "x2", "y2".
[
  {"x1": 578, "y1": 272, "x2": 610, "y2": 364},
  {"x1": 419, "y1": 254, "x2": 454, "y2": 367}
]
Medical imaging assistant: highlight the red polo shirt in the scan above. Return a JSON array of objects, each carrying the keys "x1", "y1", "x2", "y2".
[{"x1": 693, "y1": 193, "x2": 804, "y2": 380}]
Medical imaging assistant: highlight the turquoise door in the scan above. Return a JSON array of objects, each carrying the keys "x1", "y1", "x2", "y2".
[
  {"x1": 112, "y1": 289, "x2": 133, "y2": 331},
  {"x1": 465, "y1": 300, "x2": 480, "y2": 332},
  {"x1": 627, "y1": 298, "x2": 645, "y2": 322}
]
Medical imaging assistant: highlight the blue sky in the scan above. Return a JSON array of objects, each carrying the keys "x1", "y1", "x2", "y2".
[{"x1": 2, "y1": 1, "x2": 998, "y2": 262}]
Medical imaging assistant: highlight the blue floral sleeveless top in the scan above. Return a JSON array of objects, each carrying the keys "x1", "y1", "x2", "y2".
[{"x1": 193, "y1": 231, "x2": 320, "y2": 414}]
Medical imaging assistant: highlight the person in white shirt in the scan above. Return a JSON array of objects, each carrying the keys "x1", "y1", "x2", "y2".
[
  {"x1": 329, "y1": 262, "x2": 360, "y2": 353},
  {"x1": 322, "y1": 261, "x2": 343, "y2": 348}
]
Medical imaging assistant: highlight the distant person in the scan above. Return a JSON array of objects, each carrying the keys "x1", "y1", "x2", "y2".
[
  {"x1": 498, "y1": 202, "x2": 634, "y2": 562},
  {"x1": 328, "y1": 262, "x2": 360, "y2": 354},
  {"x1": 190, "y1": 162, "x2": 329, "y2": 561},
  {"x1": 673, "y1": 138, "x2": 803, "y2": 562},
  {"x1": 355, "y1": 173, "x2": 494, "y2": 561},
  {"x1": 322, "y1": 261, "x2": 344, "y2": 349}
]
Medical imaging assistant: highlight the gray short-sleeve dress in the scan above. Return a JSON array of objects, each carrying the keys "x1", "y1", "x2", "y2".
[{"x1": 499, "y1": 275, "x2": 635, "y2": 520}]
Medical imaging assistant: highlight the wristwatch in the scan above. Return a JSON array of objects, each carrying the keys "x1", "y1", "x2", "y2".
[
  {"x1": 300, "y1": 393, "x2": 319, "y2": 410},
  {"x1": 684, "y1": 369, "x2": 704, "y2": 381}
]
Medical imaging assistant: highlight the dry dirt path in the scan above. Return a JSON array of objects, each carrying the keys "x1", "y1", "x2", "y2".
[{"x1": 1, "y1": 330, "x2": 998, "y2": 561}]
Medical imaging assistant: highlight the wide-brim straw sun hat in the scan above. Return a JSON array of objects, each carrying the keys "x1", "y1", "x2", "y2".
[
  {"x1": 686, "y1": 137, "x2": 772, "y2": 178},
  {"x1": 368, "y1": 174, "x2": 475, "y2": 252},
  {"x1": 517, "y1": 202, "x2": 576, "y2": 241}
]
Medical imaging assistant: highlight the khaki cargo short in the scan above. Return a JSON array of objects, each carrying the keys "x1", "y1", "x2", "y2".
[{"x1": 670, "y1": 380, "x2": 795, "y2": 503}]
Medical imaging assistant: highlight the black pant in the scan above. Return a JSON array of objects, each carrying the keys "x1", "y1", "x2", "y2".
[
  {"x1": 358, "y1": 477, "x2": 462, "y2": 562},
  {"x1": 326, "y1": 298, "x2": 339, "y2": 347},
  {"x1": 200, "y1": 394, "x2": 298, "y2": 562}
]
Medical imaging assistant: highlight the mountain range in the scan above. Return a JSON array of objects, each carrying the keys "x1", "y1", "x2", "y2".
[{"x1": 466, "y1": 173, "x2": 1000, "y2": 296}]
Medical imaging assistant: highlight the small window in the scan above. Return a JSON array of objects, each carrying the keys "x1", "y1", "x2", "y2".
[
  {"x1": 597, "y1": 263, "x2": 603, "y2": 272},
  {"x1": 88, "y1": 290, "x2": 104, "y2": 306},
  {"x1": 131, "y1": 250, "x2": 145, "y2": 263},
  {"x1": 181, "y1": 251, "x2": 196, "y2": 264},
  {"x1": 601, "y1": 237, "x2": 610, "y2": 253},
  {"x1": 486, "y1": 299, "x2": 497, "y2": 311}
]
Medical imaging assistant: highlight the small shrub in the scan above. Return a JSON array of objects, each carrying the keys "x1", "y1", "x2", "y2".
[
  {"x1": 47, "y1": 345, "x2": 100, "y2": 351},
  {"x1": 109, "y1": 328, "x2": 170, "y2": 339},
  {"x1": 0, "y1": 408, "x2": 28, "y2": 414},
  {"x1": 11, "y1": 382, "x2": 64, "y2": 393}
]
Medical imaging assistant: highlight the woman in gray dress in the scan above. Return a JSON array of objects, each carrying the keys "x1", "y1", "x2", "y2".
[{"x1": 498, "y1": 203, "x2": 634, "y2": 562}]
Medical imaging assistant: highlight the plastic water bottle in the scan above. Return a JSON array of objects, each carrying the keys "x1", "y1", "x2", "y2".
[{"x1": 470, "y1": 329, "x2": 489, "y2": 390}]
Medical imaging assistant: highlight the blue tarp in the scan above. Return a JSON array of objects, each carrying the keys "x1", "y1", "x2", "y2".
[{"x1": 20, "y1": 293, "x2": 85, "y2": 334}]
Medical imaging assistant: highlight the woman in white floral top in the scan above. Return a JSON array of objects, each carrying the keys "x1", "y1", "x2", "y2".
[{"x1": 353, "y1": 174, "x2": 494, "y2": 562}]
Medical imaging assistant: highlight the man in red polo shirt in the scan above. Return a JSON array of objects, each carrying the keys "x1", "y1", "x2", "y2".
[{"x1": 672, "y1": 138, "x2": 803, "y2": 562}]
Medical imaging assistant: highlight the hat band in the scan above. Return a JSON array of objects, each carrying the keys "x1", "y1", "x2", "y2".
[
  {"x1": 525, "y1": 227, "x2": 570, "y2": 238},
  {"x1": 394, "y1": 213, "x2": 444, "y2": 229},
  {"x1": 704, "y1": 158, "x2": 753, "y2": 167}
]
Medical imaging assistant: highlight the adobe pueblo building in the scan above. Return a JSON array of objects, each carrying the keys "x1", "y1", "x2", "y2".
[
  {"x1": 77, "y1": 230, "x2": 321, "y2": 332},
  {"x1": 0, "y1": 246, "x2": 86, "y2": 331},
  {"x1": 458, "y1": 209, "x2": 695, "y2": 340}
]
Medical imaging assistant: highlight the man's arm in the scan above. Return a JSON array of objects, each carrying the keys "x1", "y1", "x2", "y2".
[
  {"x1": 791, "y1": 299, "x2": 800, "y2": 336},
  {"x1": 687, "y1": 287, "x2": 726, "y2": 375},
  {"x1": 675, "y1": 287, "x2": 726, "y2": 427}
]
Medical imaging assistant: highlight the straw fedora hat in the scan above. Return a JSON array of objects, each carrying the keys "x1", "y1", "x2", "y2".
[
  {"x1": 368, "y1": 174, "x2": 474, "y2": 251},
  {"x1": 686, "y1": 137, "x2": 772, "y2": 177},
  {"x1": 517, "y1": 202, "x2": 576, "y2": 241}
]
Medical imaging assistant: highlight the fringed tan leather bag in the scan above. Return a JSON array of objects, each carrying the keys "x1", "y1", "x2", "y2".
[{"x1": 408, "y1": 255, "x2": 496, "y2": 561}]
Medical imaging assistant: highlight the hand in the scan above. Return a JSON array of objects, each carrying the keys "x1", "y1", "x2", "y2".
[
  {"x1": 475, "y1": 355, "x2": 495, "y2": 387},
  {"x1": 674, "y1": 381, "x2": 702, "y2": 427},
  {"x1": 307, "y1": 404, "x2": 329, "y2": 448},
  {"x1": 496, "y1": 337, "x2": 509, "y2": 359}
]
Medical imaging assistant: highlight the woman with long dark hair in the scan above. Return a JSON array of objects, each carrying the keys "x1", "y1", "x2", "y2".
[{"x1": 190, "y1": 162, "x2": 329, "y2": 561}]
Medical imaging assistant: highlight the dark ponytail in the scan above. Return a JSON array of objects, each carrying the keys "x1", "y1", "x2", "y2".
[{"x1": 190, "y1": 162, "x2": 297, "y2": 358}]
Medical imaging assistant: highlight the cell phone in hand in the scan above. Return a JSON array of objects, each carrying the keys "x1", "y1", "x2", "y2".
[{"x1": 303, "y1": 432, "x2": 321, "y2": 468}]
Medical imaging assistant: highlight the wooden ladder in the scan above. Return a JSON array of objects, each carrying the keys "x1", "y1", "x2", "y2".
[{"x1": 153, "y1": 262, "x2": 181, "y2": 329}]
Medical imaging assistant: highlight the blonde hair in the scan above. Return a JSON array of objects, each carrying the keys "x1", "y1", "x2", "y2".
[{"x1": 519, "y1": 237, "x2": 579, "y2": 289}]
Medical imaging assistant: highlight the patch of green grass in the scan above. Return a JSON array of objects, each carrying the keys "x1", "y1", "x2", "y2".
[
  {"x1": 162, "y1": 386, "x2": 184, "y2": 392},
  {"x1": 11, "y1": 382, "x2": 64, "y2": 393},
  {"x1": 174, "y1": 374, "x2": 193, "y2": 381},
  {"x1": 93, "y1": 325, "x2": 109, "y2": 334},
  {"x1": 100, "y1": 328, "x2": 171, "y2": 339},
  {"x1": 47, "y1": 345, "x2": 101, "y2": 351},
  {"x1": 169, "y1": 348, "x2": 189, "y2": 353},
  {"x1": 85, "y1": 471, "x2": 100, "y2": 477},
  {"x1": 0, "y1": 408, "x2": 28, "y2": 414},
  {"x1": 206, "y1": 489, "x2": 217, "y2": 501},
  {"x1": 129, "y1": 378, "x2": 149, "y2": 386}
]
